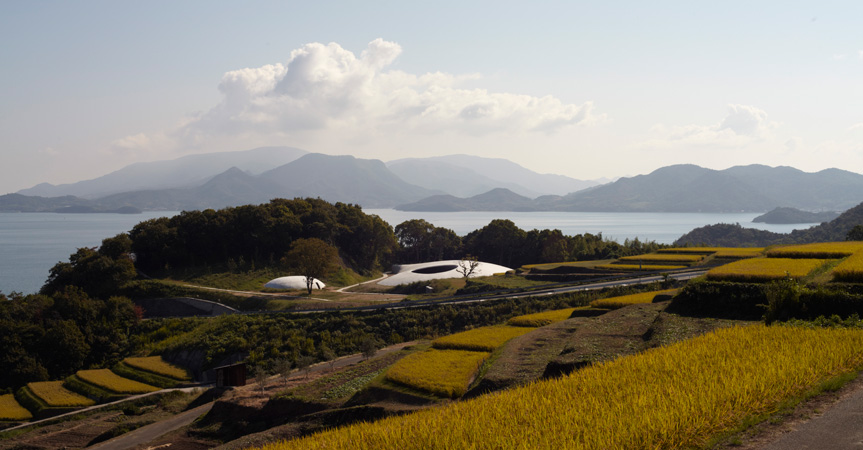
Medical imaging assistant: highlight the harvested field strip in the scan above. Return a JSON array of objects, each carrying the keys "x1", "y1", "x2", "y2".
[
  {"x1": 589, "y1": 289, "x2": 677, "y2": 309},
  {"x1": 27, "y1": 381, "x2": 94, "y2": 407},
  {"x1": 432, "y1": 325, "x2": 536, "y2": 352},
  {"x1": 595, "y1": 264, "x2": 686, "y2": 271},
  {"x1": 258, "y1": 325, "x2": 863, "y2": 450},
  {"x1": 0, "y1": 394, "x2": 32, "y2": 421},
  {"x1": 619, "y1": 254, "x2": 704, "y2": 263},
  {"x1": 508, "y1": 307, "x2": 587, "y2": 327},
  {"x1": 385, "y1": 349, "x2": 490, "y2": 399},
  {"x1": 766, "y1": 242, "x2": 863, "y2": 259},
  {"x1": 706, "y1": 258, "x2": 830, "y2": 282},
  {"x1": 123, "y1": 356, "x2": 191, "y2": 381},
  {"x1": 833, "y1": 251, "x2": 863, "y2": 282},
  {"x1": 76, "y1": 369, "x2": 159, "y2": 394}
]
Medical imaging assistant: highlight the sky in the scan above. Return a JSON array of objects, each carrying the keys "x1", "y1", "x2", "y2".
[{"x1": 1, "y1": 1, "x2": 862, "y2": 194}]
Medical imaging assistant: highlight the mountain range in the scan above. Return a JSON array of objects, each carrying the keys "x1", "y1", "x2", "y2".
[
  {"x1": 4, "y1": 147, "x2": 863, "y2": 214},
  {"x1": 4, "y1": 148, "x2": 598, "y2": 211},
  {"x1": 397, "y1": 164, "x2": 863, "y2": 213}
]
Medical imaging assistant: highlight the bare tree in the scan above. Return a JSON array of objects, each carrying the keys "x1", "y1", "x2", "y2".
[
  {"x1": 295, "y1": 355, "x2": 315, "y2": 379},
  {"x1": 456, "y1": 255, "x2": 481, "y2": 278},
  {"x1": 274, "y1": 358, "x2": 293, "y2": 387},
  {"x1": 320, "y1": 346, "x2": 337, "y2": 372},
  {"x1": 254, "y1": 368, "x2": 269, "y2": 395}
]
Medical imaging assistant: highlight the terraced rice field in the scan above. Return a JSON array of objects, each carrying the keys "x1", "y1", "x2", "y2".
[
  {"x1": 618, "y1": 254, "x2": 704, "y2": 263},
  {"x1": 766, "y1": 242, "x2": 863, "y2": 259},
  {"x1": 589, "y1": 289, "x2": 677, "y2": 309},
  {"x1": 595, "y1": 264, "x2": 687, "y2": 271},
  {"x1": 123, "y1": 356, "x2": 191, "y2": 380},
  {"x1": 257, "y1": 325, "x2": 863, "y2": 450},
  {"x1": 507, "y1": 307, "x2": 586, "y2": 327},
  {"x1": 27, "y1": 381, "x2": 94, "y2": 407},
  {"x1": 706, "y1": 258, "x2": 831, "y2": 282},
  {"x1": 385, "y1": 349, "x2": 490, "y2": 398},
  {"x1": 76, "y1": 369, "x2": 159, "y2": 394},
  {"x1": 432, "y1": 326, "x2": 536, "y2": 352},
  {"x1": 832, "y1": 251, "x2": 863, "y2": 282},
  {"x1": 0, "y1": 394, "x2": 32, "y2": 421}
]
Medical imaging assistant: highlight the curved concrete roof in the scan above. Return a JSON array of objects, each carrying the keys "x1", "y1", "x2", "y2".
[
  {"x1": 264, "y1": 276, "x2": 326, "y2": 290},
  {"x1": 379, "y1": 260, "x2": 512, "y2": 286}
]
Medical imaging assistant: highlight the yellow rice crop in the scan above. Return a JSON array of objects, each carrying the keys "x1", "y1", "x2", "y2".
[
  {"x1": 595, "y1": 264, "x2": 687, "y2": 271},
  {"x1": 0, "y1": 394, "x2": 32, "y2": 421},
  {"x1": 619, "y1": 253, "x2": 704, "y2": 263},
  {"x1": 27, "y1": 381, "x2": 94, "y2": 407},
  {"x1": 385, "y1": 349, "x2": 490, "y2": 398},
  {"x1": 76, "y1": 369, "x2": 159, "y2": 394},
  {"x1": 766, "y1": 242, "x2": 863, "y2": 259},
  {"x1": 589, "y1": 289, "x2": 677, "y2": 309},
  {"x1": 124, "y1": 356, "x2": 191, "y2": 381},
  {"x1": 432, "y1": 325, "x2": 536, "y2": 352},
  {"x1": 507, "y1": 307, "x2": 586, "y2": 327},
  {"x1": 657, "y1": 247, "x2": 726, "y2": 254},
  {"x1": 706, "y1": 257, "x2": 830, "y2": 282},
  {"x1": 257, "y1": 325, "x2": 863, "y2": 450},
  {"x1": 713, "y1": 248, "x2": 765, "y2": 258},
  {"x1": 832, "y1": 251, "x2": 863, "y2": 282}
]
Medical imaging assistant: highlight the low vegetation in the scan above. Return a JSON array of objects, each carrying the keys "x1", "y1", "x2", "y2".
[
  {"x1": 256, "y1": 325, "x2": 863, "y2": 450},
  {"x1": 385, "y1": 349, "x2": 490, "y2": 399}
]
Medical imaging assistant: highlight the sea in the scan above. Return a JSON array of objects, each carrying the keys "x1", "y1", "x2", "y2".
[{"x1": 0, "y1": 210, "x2": 817, "y2": 296}]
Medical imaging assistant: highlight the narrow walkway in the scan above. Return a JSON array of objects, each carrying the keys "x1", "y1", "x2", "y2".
[
  {"x1": 760, "y1": 385, "x2": 863, "y2": 449},
  {"x1": 88, "y1": 402, "x2": 214, "y2": 450}
]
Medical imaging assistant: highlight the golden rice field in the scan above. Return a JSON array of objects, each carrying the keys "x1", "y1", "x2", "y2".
[
  {"x1": 507, "y1": 307, "x2": 586, "y2": 327},
  {"x1": 706, "y1": 258, "x2": 830, "y2": 282},
  {"x1": 0, "y1": 394, "x2": 32, "y2": 421},
  {"x1": 27, "y1": 381, "x2": 94, "y2": 407},
  {"x1": 766, "y1": 242, "x2": 863, "y2": 259},
  {"x1": 619, "y1": 253, "x2": 704, "y2": 263},
  {"x1": 123, "y1": 356, "x2": 191, "y2": 381},
  {"x1": 256, "y1": 325, "x2": 863, "y2": 450},
  {"x1": 595, "y1": 264, "x2": 687, "y2": 271},
  {"x1": 432, "y1": 325, "x2": 536, "y2": 352},
  {"x1": 657, "y1": 247, "x2": 726, "y2": 254},
  {"x1": 832, "y1": 251, "x2": 863, "y2": 282},
  {"x1": 385, "y1": 349, "x2": 490, "y2": 398},
  {"x1": 76, "y1": 369, "x2": 159, "y2": 394},
  {"x1": 589, "y1": 289, "x2": 678, "y2": 309},
  {"x1": 713, "y1": 248, "x2": 765, "y2": 258}
]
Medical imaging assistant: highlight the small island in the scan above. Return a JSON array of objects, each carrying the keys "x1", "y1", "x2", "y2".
[{"x1": 752, "y1": 207, "x2": 839, "y2": 224}]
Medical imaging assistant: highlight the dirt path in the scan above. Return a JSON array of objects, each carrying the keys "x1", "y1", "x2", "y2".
[{"x1": 89, "y1": 402, "x2": 214, "y2": 450}]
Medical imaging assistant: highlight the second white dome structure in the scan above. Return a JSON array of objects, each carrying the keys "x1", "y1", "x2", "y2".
[{"x1": 379, "y1": 260, "x2": 512, "y2": 286}]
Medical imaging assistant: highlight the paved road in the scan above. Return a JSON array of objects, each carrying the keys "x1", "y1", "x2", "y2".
[
  {"x1": 761, "y1": 386, "x2": 863, "y2": 449},
  {"x1": 88, "y1": 402, "x2": 214, "y2": 450}
]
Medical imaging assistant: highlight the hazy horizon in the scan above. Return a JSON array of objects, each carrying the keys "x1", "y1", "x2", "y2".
[{"x1": 2, "y1": 1, "x2": 861, "y2": 194}]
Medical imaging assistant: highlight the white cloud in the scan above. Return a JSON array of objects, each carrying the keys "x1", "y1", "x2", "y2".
[
  {"x1": 849, "y1": 123, "x2": 863, "y2": 131},
  {"x1": 642, "y1": 104, "x2": 776, "y2": 149},
  {"x1": 833, "y1": 54, "x2": 847, "y2": 60},
  {"x1": 167, "y1": 38, "x2": 599, "y2": 149}
]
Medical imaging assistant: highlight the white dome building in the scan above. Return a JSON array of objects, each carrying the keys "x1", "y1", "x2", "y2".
[
  {"x1": 264, "y1": 276, "x2": 326, "y2": 290},
  {"x1": 379, "y1": 260, "x2": 512, "y2": 286}
]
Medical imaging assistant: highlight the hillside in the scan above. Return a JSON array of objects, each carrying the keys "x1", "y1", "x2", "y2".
[
  {"x1": 396, "y1": 188, "x2": 536, "y2": 212},
  {"x1": 17, "y1": 146, "x2": 307, "y2": 199},
  {"x1": 675, "y1": 201, "x2": 863, "y2": 246},
  {"x1": 752, "y1": 207, "x2": 839, "y2": 224},
  {"x1": 387, "y1": 154, "x2": 601, "y2": 197},
  {"x1": 398, "y1": 164, "x2": 863, "y2": 213}
]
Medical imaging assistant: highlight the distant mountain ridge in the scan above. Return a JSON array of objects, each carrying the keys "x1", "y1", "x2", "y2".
[
  {"x1": 386, "y1": 154, "x2": 602, "y2": 197},
  {"x1": 397, "y1": 164, "x2": 863, "y2": 213}
]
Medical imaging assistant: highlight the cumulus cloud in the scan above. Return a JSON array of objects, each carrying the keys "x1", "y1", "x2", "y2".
[
  {"x1": 642, "y1": 104, "x2": 777, "y2": 149},
  {"x1": 171, "y1": 38, "x2": 598, "y2": 147}
]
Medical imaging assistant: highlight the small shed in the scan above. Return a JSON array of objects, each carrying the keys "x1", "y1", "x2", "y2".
[{"x1": 214, "y1": 362, "x2": 247, "y2": 387}]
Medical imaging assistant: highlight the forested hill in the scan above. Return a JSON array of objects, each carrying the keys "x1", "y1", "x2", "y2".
[{"x1": 674, "y1": 201, "x2": 863, "y2": 247}]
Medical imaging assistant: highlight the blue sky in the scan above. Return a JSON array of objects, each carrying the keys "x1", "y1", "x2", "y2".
[{"x1": 1, "y1": 1, "x2": 861, "y2": 194}]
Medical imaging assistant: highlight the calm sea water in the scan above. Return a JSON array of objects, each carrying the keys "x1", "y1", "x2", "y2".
[{"x1": 1, "y1": 210, "x2": 817, "y2": 295}]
